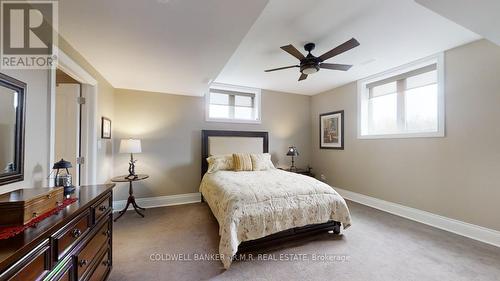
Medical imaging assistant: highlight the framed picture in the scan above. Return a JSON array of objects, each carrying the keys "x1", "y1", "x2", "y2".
[
  {"x1": 320, "y1": 110, "x2": 344, "y2": 149},
  {"x1": 101, "y1": 117, "x2": 111, "y2": 139}
]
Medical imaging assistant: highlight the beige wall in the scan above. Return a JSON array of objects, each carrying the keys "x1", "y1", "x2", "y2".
[
  {"x1": 0, "y1": 37, "x2": 114, "y2": 193},
  {"x1": 112, "y1": 89, "x2": 311, "y2": 200},
  {"x1": 58, "y1": 37, "x2": 115, "y2": 184},
  {"x1": 0, "y1": 69, "x2": 51, "y2": 192},
  {"x1": 310, "y1": 40, "x2": 500, "y2": 231}
]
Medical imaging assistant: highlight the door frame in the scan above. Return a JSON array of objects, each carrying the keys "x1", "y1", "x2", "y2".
[{"x1": 49, "y1": 48, "x2": 98, "y2": 185}]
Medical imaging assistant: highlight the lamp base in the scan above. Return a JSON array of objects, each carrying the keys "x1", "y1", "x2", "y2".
[
  {"x1": 289, "y1": 156, "x2": 296, "y2": 172},
  {"x1": 63, "y1": 185, "x2": 76, "y2": 196},
  {"x1": 126, "y1": 153, "x2": 138, "y2": 180}
]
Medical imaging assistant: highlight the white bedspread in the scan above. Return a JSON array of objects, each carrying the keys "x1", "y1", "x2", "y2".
[{"x1": 199, "y1": 169, "x2": 352, "y2": 269}]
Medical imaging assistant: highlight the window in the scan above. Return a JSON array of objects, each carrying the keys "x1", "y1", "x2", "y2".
[
  {"x1": 206, "y1": 83, "x2": 261, "y2": 123},
  {"x1": 358, "y1": 54, "x2": 444, "y2": 138}
]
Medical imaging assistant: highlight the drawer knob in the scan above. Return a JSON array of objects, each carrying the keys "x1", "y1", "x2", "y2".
[
  {"x1": 78, "y1": 259, "x2": 88, "y2": 267},
  {"x1": 102, "y1": 260, "x2": 111, "y2": 266},
  {"x1": 71, "y1": 228, "x2": 82, "y2": 238},
  {"x1": 98, "y1": 205, "x2": 107, "y2": 212},
  {"x1": 102, "y1": 229, "x2": 111, "y2": 237}
]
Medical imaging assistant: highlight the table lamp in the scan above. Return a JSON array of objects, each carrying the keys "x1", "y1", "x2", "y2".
[
  {"x1": 51, "y1": 159, "x2": 75, "y2": 194},
  {"x1": 286, "y1": 146, "x2": 299, "y2": 171},
  {"x1": 119, "y1": 138, "x2": 142, "y2": 179}
]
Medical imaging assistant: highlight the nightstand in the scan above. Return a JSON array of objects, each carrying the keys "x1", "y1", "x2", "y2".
[
  {"x1": 111, "y1": 174, "x2": 149, "y2": 221},
  {"x1": 278, "y1": 167, "x2": 315, "y2": 177}
]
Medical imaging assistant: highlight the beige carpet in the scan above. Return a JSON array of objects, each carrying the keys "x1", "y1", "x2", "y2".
[{"x1": 108, "y1": 201, "x2": 500, "y2": 281}]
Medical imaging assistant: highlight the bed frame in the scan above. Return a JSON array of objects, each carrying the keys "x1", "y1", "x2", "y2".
[
  {"x1": 201, "y1": 130, "x2": 269, "y2": 177},
  {"x1": 201, "y1": 130, "x2": 342, "y2": 254}
]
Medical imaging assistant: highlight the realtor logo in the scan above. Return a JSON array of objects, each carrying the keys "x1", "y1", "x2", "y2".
[{"x1": 1, "y1": 1, "x2": 58, "y2": 69}]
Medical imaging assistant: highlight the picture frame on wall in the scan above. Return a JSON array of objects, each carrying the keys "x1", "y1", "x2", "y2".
[
  {"x1": 320, "y1": 110, "x2": 344, "y2": 150},
  {"x1": 101, "y1": 117, "x2": 112, "y2": 139}
]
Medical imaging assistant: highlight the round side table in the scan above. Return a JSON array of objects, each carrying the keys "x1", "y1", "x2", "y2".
[{"x1": 111, "y1": 174, "x2": 149, "y2": 221}]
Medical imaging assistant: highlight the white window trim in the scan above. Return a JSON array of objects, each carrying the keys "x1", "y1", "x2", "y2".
[
  {"x1": 357, "y1": 53, "x2": 445, "y2": 139},
  {"x1": 205, "y1": 82, "x2": 262, "y2": 124}
]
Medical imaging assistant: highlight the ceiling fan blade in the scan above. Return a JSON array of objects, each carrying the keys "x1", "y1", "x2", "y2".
[
  {"x1": 320, "y1": 63, "x2": 353, "y2": 71},
  {"x1": 281, "y1": 44, "x2": 305, "y2": 60},
  {"x1": 264, "y1": 65, "x2": 299, "y2": 72},
  {"x1": 298, "y1": 73, "x2": 308, "y2": 81},
  {"x1": 318, "y1": 38, "x2": 360, "y2": 62}
]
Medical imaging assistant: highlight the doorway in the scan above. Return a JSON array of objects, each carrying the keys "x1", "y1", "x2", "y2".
[
  {"x1": 54, "y1": 69, "x2": 82, "y2": 185},
  {"x1": 50, "y1": 48, "x2": 99, "y2": 186}
]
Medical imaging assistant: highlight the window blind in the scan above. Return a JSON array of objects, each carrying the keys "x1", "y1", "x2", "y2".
[
  {"x1": 367, "y1": 63, "x2": 437, "y2": 98},
  {"x1": 209, "y1": 89, "x2": 255, "y2": 107}
]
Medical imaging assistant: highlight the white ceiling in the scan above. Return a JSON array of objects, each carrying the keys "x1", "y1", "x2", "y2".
[
  {"x1": 58, "y1": 0, "x2": 268, "y2": 96},
  {"x1": 59, "y1": 0, "x2": 481, "y2": 96},
  {"x1": 415, "y1": 0, "x2": 500, "y2": 46},
  {"x1": 215, "y1": 0, "x2": 480, "y2": 95}
]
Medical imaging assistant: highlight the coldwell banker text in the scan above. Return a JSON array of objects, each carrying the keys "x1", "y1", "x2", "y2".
[{"x1": 1, "y1": 1, "x2": 58, "y2": 69}]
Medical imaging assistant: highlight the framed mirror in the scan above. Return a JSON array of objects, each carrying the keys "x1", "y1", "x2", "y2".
[{"x1": 0, "y1": 73, "x2": 26, "y2": 186}]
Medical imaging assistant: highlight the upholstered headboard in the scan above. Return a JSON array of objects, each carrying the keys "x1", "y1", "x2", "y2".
[{"x1": 201, "y1": 130, "x2": 269, "y2": 176}]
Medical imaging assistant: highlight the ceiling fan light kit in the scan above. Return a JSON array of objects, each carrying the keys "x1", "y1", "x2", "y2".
[
  {"x1": 301, "y1": 64, "x2": 319, "y2": 75},
  {"x1": 265, "y1": 38, "x2": 360, "y2": 81}
]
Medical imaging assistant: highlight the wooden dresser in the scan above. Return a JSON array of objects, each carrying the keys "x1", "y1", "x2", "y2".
[{"x1": 0, "y1": 184, "x2": 114, "y2": 281}]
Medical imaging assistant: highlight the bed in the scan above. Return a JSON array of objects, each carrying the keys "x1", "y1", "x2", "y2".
[{"x1": 199, "y1": 130, "x2": 351, "y2": 269}]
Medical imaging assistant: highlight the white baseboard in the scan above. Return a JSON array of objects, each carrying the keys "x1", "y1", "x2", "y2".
[
  {"x1": 112, "y1": 192, "x2": 201, "y2": 212},
  {"x1": 335, "y1": 187, "x2": 500, "y2": 248}
]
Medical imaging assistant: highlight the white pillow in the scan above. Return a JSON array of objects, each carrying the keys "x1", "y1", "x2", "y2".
[
  {"x1": 206, "y1": 154, "x2": 234, "y2": 173},
  {"x1": 250, "y1": 153, "x2": 275, "y2": 171}
]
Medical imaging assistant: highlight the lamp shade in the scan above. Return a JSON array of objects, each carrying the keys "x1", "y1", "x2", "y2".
[
  {"x1": 286, "y1": 146, "x2": 299, "y2": 156},
  {"x1": 119, "y1": 139, "x2": 142, "y2": 154},
  {"x1": 53, "y1": 158, "x2": 72, "y2": 169}
]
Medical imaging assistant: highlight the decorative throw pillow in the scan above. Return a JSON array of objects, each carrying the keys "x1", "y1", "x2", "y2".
[
  {"x1": 251, "y1": 153, "x2": 275, "y2": 171},
  {"x1": 206, "y1": 154, "x2": 234, "y2": 173},
  {"x1": 233, "y1": 153, "x2": 253, "y2": 171}
]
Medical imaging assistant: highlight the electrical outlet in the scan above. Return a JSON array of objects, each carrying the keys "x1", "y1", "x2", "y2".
[{"x1": 320, "y1": 174, "x2": 327, "y2": 181}]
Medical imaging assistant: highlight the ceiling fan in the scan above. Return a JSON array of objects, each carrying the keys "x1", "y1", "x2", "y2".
[{"x1": 265, "y1": 38, "x2": 360, "y2": 81}]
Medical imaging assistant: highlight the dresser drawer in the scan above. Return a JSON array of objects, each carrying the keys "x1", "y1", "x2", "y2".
[
  {"x1": 88, "y1": 248, "x2": 111, "y2": 281},
  {"x1": 75, "y1": 219, "x2": 110, "y2": 280},
  {"x1": 91, "y1": 193, "x2": 111, "y2": 224},
  {"x1": 1, "y1": 240, "x2": 50, "y2": 281},
  {"x1": 46, "y1": 257, "x2": 73, "y2": 281},
  {"x1": 57, "y1": 269, "x2": 71, "y2": 281},
  {"x1": 52, "y1": 210, "x2": 91, "y2": 261}
]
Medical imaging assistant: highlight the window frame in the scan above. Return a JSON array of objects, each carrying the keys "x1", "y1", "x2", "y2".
[
  {"x1": 357, "y1": 53, "x2": 445, "y2": 139},
  {"x1": 205, "y1": 82, "x2": 262, "y2": 124}
]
